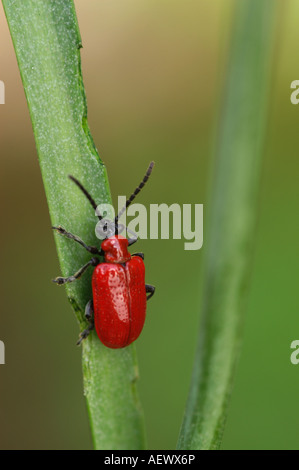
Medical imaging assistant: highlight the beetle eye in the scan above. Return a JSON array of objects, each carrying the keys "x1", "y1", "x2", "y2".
[{"x1": 95, "y1": 219, "x2": 115, "y2": 240}]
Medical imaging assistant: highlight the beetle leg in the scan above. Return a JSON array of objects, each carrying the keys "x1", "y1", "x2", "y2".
[
  {"x1": 132, "y1": 252, "x2": 144, "y2": 260},
  {"x1": 77, "y1": 300, "x2": 94, "y2": 345},
  {"x1": 145, "y1": 284, "x2": 155, "y2": 301},
  {"x1": 84, "y1": 299, "x2": 94, "y2": 323},
  {"x1": 52, "y1": 226, "x2": 102, "y2": 255},
  {"x1": 52, "y1": 257, "x2": 99, "y2": 285}
]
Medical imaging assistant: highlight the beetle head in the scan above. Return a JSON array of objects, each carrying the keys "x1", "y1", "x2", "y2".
[{"x1": 101, "y1": 235, "x2": 131, "y2": 263}]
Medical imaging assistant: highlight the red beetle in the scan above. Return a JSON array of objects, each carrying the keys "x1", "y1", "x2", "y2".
[{"x1": 52, "y1": 162, "x2": 155, "y2": 348}]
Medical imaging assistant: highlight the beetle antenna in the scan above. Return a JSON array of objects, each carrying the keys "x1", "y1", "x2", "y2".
[
  {"x1": 68, "y1": 175, "x2": 102, "y2": 220},
  {"x1": 115, "y1": 161, "x2": 154, "y2": 224}
]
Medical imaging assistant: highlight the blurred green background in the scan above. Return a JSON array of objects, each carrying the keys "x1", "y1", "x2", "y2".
[{"x1": 0, "y1": 0, "x2": 298, "y2": 450}]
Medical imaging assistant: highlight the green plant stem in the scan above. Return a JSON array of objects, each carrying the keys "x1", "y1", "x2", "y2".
[
  {"x1": 2, "y1": 0, "x2": 145, "y2": 450},
  {"x1": 177, "y1": 0, "x2": 278, "y2": 450}
]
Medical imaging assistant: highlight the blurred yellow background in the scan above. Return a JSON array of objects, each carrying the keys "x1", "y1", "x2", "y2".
[{"x1": 0, "y1": 0, "x2": 298, "y2": 449}]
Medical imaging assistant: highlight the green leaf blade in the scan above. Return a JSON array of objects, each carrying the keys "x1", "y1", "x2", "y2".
[
  {"x1": 2, "y1": 0, "x2": 146, "y2": 450},
  {"x1": 177, "y1": 0, "x2": 279, "y2": 450}
]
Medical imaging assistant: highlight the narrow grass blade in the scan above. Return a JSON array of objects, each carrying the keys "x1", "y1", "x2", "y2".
[
  {"x1": 177, "y1": 0, "x2": 279, "y2": 450},
  {"x1": 2, "y1": 0, "x2": 145, "y2": 449}
]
